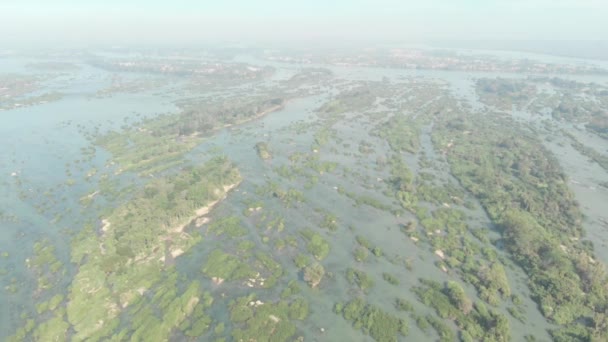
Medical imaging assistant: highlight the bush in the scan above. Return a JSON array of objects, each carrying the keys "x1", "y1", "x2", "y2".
[
  {"x1": 383, "y1": 273, "x2": 399, "y2": 286},
  {"x1": 346, "y1": 268, "x2": 375, "y2": 293},
  {"x1": 395, "y1": 298, "x2": 413, "y2": 312},
  {"x1": 304, "y1": 263, "x2": 325, "y2": 288},
  {"x1": 337, "y1": 298, "x2": 409, "y2": 341},
  {"x1": 354, "y1": 247, "x2": 369, "y2": 262}
]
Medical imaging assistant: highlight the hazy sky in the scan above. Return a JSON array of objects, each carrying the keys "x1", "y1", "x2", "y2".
[{"x1": 0, "y1": 0, "x2": 606, "y2": 46}]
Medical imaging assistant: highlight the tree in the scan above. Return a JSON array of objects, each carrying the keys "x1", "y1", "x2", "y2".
[
  {"x1": 446, "y1": 281, "x2": 473, "y2": 315},
  {"x1": 303, "y1": 263, "x2": 325, "y2": 288}
]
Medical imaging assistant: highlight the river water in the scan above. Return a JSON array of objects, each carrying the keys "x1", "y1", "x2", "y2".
[{"x1": 1, "y1": 50, "x2": 607, "y2": 341}]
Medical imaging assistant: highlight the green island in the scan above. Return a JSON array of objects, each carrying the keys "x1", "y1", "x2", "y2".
[
  {"x1": 11, "y1": 157, "x2": 242, "y2": 341},
  {"x1": 431, "y1": 110, "x2": 607, "y2": 340},
  {"x1": 255, "y1": 141, "x2": 272, "y2": 160},
  {"x1": 94, "y1": 97, "x2": 285, "y2": 175},
  {"x1": 335, "y1": 297, "x2": 409, "y2": 342}
]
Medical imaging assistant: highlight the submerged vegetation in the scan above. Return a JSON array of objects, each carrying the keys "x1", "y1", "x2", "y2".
[
  {"x1": 301, "y1": 229, "x2": 330, "y2": 261},
  {"x1": 303, "y1": 263, "x2": 325, "y2": 288},
  {"x1": 21, "y1": 157, "x2": 242, "y2": 341},
  {"x1": 433, "y1": 111, "x2": 608, "y2": 341},
  {"x1": 4, "y1": 49, "x2": 608, "y2": 342},
  {"x1": 229, "y1": 294, "x2": 308, "y2": 341},
  {"x1": 335, "y1": 297, "x2": 409, "y2": 342},
  {"x1": 346, "y1": 268, "x2": 375, "y2": 293},
  {"x1": 255, "y1": 141, "x2": 272, "y2": 160},
  {"x1": 95, "y1": 97, "x2": 285, "y2": 175},
  {"x1": 413, "y1": 279, "x2": 510, "y2": 342}
]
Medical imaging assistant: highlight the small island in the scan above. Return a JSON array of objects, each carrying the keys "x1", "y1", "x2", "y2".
[{"x1": 255, "y1": 141, "x2": 272, "y2": 160}]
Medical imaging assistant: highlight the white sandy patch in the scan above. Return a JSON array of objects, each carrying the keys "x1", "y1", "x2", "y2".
[
  {"x1": 101, "y1": 219, "x2": 111, "y2": 232},
  {"x1": 195, "y1": 183, "x2": 240, "y2": 216},
  {"x1": 171, "y1": 248, "x2": 184, "y2": 258},
  {"x1": 85, "y1": 190, "x2": 100, "y2": 199},
  {"x1": 195, "y1": 217, "x2": 210, "y2": 226},
  {"x1": 434, "y1": 250, "x2": 445, "y2": 259},
  {"x1": 170, "y1": 181, "x2": 241, "y2": 234},
  {"x1": 186, "y1": 297, "x2": 199, "y2": 313}
]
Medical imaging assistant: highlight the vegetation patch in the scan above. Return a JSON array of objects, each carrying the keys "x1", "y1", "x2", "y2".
[{"x1": 335, "y1": 297, "x2": 409, "y2": 342}]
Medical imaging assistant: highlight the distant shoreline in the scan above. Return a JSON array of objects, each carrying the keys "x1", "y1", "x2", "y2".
[{"x1": 429, "y1": 40, "x2": 608, "y2": 62}]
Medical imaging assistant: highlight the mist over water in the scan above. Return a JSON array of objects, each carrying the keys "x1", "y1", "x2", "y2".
[{"x1": 1, "y1": 2, "x2": 608, "y2": 342}]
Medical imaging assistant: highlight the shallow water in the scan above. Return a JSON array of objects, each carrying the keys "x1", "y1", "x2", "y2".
[{"x1": 1, "y1": 51, "x2": 607, "y2": 341}]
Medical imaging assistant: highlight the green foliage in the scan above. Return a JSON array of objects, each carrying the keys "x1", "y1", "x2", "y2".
[
  {"x1": 27, "y1": 239, "x2": 65, "y2": 292},
  {"x1": 337, "y1": 297, "x2": 409, "y2": 342},
  {"x1": 313, "y1": 127, "x2": 334, "y2": 147},
  {"x1": 566, "y1": 132, "x2": 608, "y2": 173},
  {"x1": 274, "y1": 165, "x2": 294, "y2": 180},
  {"x1": 254, "y1": 252, "x2": 283, "y2": 288},
  {"x1": 346, "y1": 268, "x2": 375, "y2": 293},
  {"x1": 301, "y1": 229, "x2": 330, "y2": 261},
  {"x1": 339, "y1": 188, "x2": 393, "y2": 211},
  {"x1": 319, "y1": 87, "x2": 377, "y2": 115},
  {"x1": 32, "y1": 312, "x2": 69, "y2": 342},
  {"x1": 294, "y1": 254, "x2": 310, "y2": 269},
  {"x1": 288, "y1": 298, "x2": 310, "y2": 320},
  {"x1": 202, "y1": 249, "x2": 255, "y2": 281},
  {"x1": 473, "y1": 262, "x2": 511, "y2": 305},
  {"x1": 61, "y1": 155, "x2": 245, "y2": 342},
  {"x1": 507, "y1": 306, "x2": 526, "y2": 323},
  {"x1": 354, "y1": 235, "x2": 382, "y2": 260},
  {"x1": 255, "y1": 141, "x2": 272, "y2": 160},
  {"x1": 354, "y1": 246, "x2": 369, "y2": 262},
  {"x1": 388, "y1": 156, "x2": 414, "y2": 198},
  {"x1": 355, "y1": 235, "x2": 372, "y2": 249},
  {"x1": 134, "y1": 278, "x2": 201, "y2": 338},
  {"x1": 97, "y1": 97, "x2": 284, "y2": 174},
  {"x1": 426, "y1": 315, "x2": 456, "y2": 342},
  {"x1": 413, "y1": 278, "x2": 510, "y2": 342},
  {"x1": 260, "y1": 182, "x2": 304, "y2": 207},
  {"x1": 303, "y1": 155, "x2": 337, "y2": 174},
  {"x1": 179, "y1": 311, "x2": 208, "y2": 336},
  {"x1": 382, "y1": 273, "x2": 399, "y2": 286},
  {"x1": 432, "y1": 111, "x2": 608, "y2": 339},
  {"x1": 96, "y1": 128, "x2": 194, "y2": 175},
  {"x1": 371, "y1": 247, "x2": 383, "y2": 257},
  {"x1": 236, "y1": 240, "x2": 255, "y2": 253},
  {"x1": 446, "y1": 281, "x2": 473, "y2": 314},
  {"x1": 281, "y1": 281, "x2": 301, "y2": 299},
  {"x1": 105, "y1": 156, "x2": 241, "y2": 266},
  {"x1": 414, "y1": 314, "x2": 430, "y2": 333},
  {"x1": 214, "y1": 322, "x2": 225, "y2": 335},
  {"x1": 303, "y1": 263, "x2": 325, "y2": 288},
  {"x1": 208, "y1": 216, "x2": 247, "y2": 238},
  {"x1": 229, "y1": 295, "x2": 303, "y2": 342},
  {"x1": 36, "y1": 294, "x2": 64, "y2": 314},
  {"x1": 320, "y1": 211, "x2": 338, "y2": 231},
  {"x1": 7, "y1": 319, "x2": 35, "y2": 342},
  {"x1": 373, "y1": 113, "x2": 423, "y2": 154},
  {"x1": 395, "y1": 298, "x2": 413, "y2": 312}
]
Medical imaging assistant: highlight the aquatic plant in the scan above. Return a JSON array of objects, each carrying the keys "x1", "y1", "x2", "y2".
[
  {"x1": 346, "y1": 268, "x2": 375, "y2": 293},
  {"x1": 303, "y1": 263, "x2": 325, "y2": 288},
  {"x1": 336, "y1": 297, "x2": 409, "y2": 342}
]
